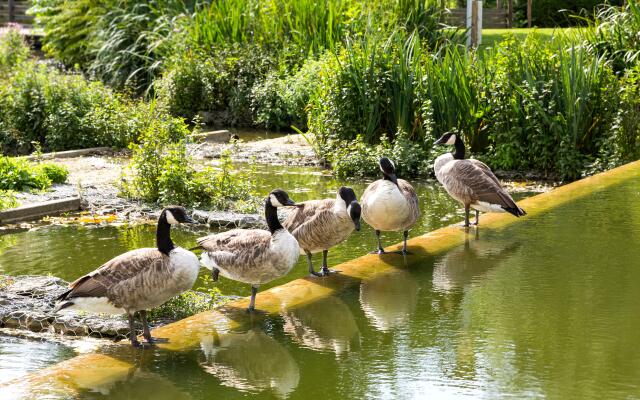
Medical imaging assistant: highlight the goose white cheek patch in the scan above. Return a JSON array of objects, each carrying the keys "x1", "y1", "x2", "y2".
[
  {"x1": 270, "y1": 194, "x2": 283, "y2": 207},
  {"x1": 446, "y1": 134, "x2": 456, "y2": 145},
  {"x1": 165, "y1": 210, "x2": 179, "y2": 225}
]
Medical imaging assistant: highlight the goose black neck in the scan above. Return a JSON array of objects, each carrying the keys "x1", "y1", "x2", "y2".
[
  {"x1": 265, "y1": 200, "x2": 283, "y2": 234},
  {"x1": 157, "y1": 212, "x2": 175, "y2": 255},
  {"x1": 453, "y1": 136, "x2": 466, "y2": 160}
]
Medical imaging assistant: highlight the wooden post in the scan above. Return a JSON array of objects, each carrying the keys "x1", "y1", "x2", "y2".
[
  {"x1": 471, "y1": 1, "x2": 477, "y2": 46},
  {"x1": 527, "y1": 0, "x2": 532, "y2": 28},
  {"x1": 507, "y1": 0, "x2": 513, "y2": 28},
  {"x1": 8, "y1": 0, "x2": 16, "y2": 23},
  {"x1": 497, "y1": 0, "x2": 502, "y2": 9}
]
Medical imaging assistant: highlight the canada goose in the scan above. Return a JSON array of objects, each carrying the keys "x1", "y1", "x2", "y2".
[
  {"x1": 196, "y1": 189, "x2": 299, "y2": 312},
  {"x1": 433, "y1": 132, "x2": 526, "y2": 227},
  {"x1": 283, "y1": 186, "x2": 361, "y2": 276},
  {"x1": 55, "y1": 206, "x2": 198, "y2": 348},
  {"x1": 361, "y1": 157, "x2": 420, "y2": 255}
]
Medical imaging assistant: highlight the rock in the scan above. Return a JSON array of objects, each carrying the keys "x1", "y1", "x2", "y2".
[{"x1": 0, "y1": 275, "x2": 129, "y2": 339}]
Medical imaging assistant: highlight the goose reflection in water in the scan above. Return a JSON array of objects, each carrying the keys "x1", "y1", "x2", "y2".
[
  {"x1": 281, "y1": 296, "x2": 360, "y2": 356},
  {"x1": 359, "y1": 268, "x2": 419, "y2": 332},
  {"x1": 199, "y1": 329, "x2": 300, "y2": 399},
  {"x1": 93, "y1": 370, "x2": 192, "y2": 400},
  {"x1": 432, "y1": 234, "x2": 521, "y2": 293}
]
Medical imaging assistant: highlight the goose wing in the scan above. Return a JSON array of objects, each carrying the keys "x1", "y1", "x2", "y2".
[
  {"x1": 58, "y1": 248, "x2": 167, "y2": 304},
  {"x1": 283, "y1": 199, "x2": 333, "y2": 232},
  {"x1": 197, "y1": 229, "x2": 272, "y2": 269},
  {"x1": 449, "y1": 160, "x2": 525, "y2": 216},
  {"x1": 360, "y1": 180, "x2": 382, "y2": 204},
  {"x1": 397, "y1": 179, "x2": 420, "y2": 218}
]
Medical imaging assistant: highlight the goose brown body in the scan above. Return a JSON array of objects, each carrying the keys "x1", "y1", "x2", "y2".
[
  {"x1": 433, "y1": 132, "x2": 525, "y2": 226},
  {"x1": 284, "y1": 199, "x2": 354, "y2": 253},
  {"x1": 59, "y1": 248, "x2": 198, "y2": 313},
  {"x1": 197, "y1": 229, "x2": 298, "y2": 285}
]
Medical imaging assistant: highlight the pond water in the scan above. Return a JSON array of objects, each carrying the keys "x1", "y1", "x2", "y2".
[
  {"x1": 0, "y1": 336, "x2": 75, "y2": 385},
  {"x1": 0, "y1": 164, "x2": 533, "y2": 296},
  {"x1": 79, "y1": 175, "x2": 639, "y2": 400},
  {"x1": 4, "y1": 164, "x2": 637, "y2": 399}
]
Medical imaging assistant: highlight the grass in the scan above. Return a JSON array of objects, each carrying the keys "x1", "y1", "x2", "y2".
[{"x1": 480, "y1": 27, "x2": 579, "y2": 48}]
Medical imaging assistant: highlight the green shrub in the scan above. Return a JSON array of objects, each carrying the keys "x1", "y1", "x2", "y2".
[
  {"x1": 0, "y1": 157, "x2": 68, "y2": 191},
  {"x1": 0, "y1": 25, "x2": 30, "y2": 76},
  {"x1": 581, "y1": 1, "x2": 640, "y2": 73},
  {"x1": 327, "y1": 130, "x2": 432, "y2": 179},
  {"x1": 122, "y1": 107, "x2": 257, "y2": 209},
  {"x1": 31, "y1": 0, "x2": 192, "y2": 92},
  {"x1": 0, "y1": 62, "x2": 145, "y2": 154},
  {"x1": 0, "y1": 31, "x2": 191, "y2": 155},
  {"x1": 481, "y1": 36, "x2": 620, "y2": 179},
  {"x1": 36, "y1": 163, "x2": 69, "y2": 184},
  {"x1": 0, "y1": 190, "x2": 18, "y2": 211},
  {"x1": 158, "y1": 45, "x2": 277, "y2": 126}
]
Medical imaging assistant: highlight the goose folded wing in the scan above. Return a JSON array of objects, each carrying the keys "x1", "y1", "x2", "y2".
[
  {"x1": 398, "y1": 180, "x2": 420, "y2": 217},
  {"x1": 197, "y1": 230, "x2": 273, "y2": 266},
  {"x1": 450, "y1": 162, "x2": 520, "y2": 211},
  {"x1": 60, "y1": 249, "x2": 166, "y2": 301},
  {"x1": 288, "y1": 207, "x2": 334, "y2": 241},
  {"x1": 283, "y1": 201, "x2": 327, "y2": 231}
]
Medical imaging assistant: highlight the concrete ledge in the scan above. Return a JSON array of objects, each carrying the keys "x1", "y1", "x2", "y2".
[
  {"x1": 190, "y1": 130, "x2": 232, "y2": 143},
  {"x1": 0, "y1": 197, "x2": 81, "y2": 224},
  {"x1": 2, "y1": 160, "x2": 639, "y2": 396},
  {"x1": 22, "y1": 147, "x2": 112, "y2": 161}
]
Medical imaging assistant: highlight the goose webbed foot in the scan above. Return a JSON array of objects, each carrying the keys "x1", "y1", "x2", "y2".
[
  {"x1": 369, "y1": 248, "x2": 386, "y2": 255},
  {"x1": 131, "y1": 339, "x2": 155, "y2": 349},
  {"x1": 211, "y1": 268, "x2": 220, "y2": 282},
  {"x1": 391, "y1": 249, "x2": 413, "y2": 255},
  {"x1": 144, "y1": 336, "x2": 169, "y2": 344},
  {"x1": 320, "y1": 267, "x2": 340, "y2": 276}
]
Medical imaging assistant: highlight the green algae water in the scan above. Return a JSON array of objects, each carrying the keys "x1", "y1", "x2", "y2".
[
  {"x1": 87, "y1": 177, "x2": 639, "y2": 399},
  {"x1": 0, "y1": 165, "x2": 533, "y2": 296},
  {"x1": 2, "y1": 165, "x2": 638, "y2": 399}
]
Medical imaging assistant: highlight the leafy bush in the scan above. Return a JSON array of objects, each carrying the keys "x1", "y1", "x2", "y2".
[
  {"x1": 122, "y1": 108, "x2": 257, "y2": 209},
  {"x1": 0, "y1": 157, "x2": 68, "y2": 191},
  {"x1": 0, "y1": 62, "x2": 145, "y2": 153},
  {"x1": 581, "y1": 1, "x2": 640, "y2": 73},
  {"x1": 36, "y1": 163, "x2": 69, "y2": 184},
  {"x1": 0, "y1": 25, "x2": 30, "y2": 76},
  {"x1": 157, "y1": 46, "x2": 277, "y2": 126},
  {"x1": 0, "y1": 30, "x2": 191, "y2": 155},
  {"x1": 313, "y1": 32, "x2": 639, "y2": 180},
  {"x1": 250, "y1": 55, "x2": 327, "y2": 130},
  {"x1": 31, "y1": 0, "x2": 192, "y2": 92},
  {"x1": 327, "y1": 130, "x2": 432, "y2": 179},
  {"x1": 0, "y1": 191, "x2": 18, "y2": 211}
]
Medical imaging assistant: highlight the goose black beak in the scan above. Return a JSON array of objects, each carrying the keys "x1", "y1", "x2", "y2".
[
  {"x1": 354, "y1": 220, "x2": 361, "y2": 231},
  {"x1": 433, "y1": 138, "x2": 444, "y2": 146},
  {"x1": 184, "y1": 216, "x2": 196, "y2": 224},
  {"x1": 285, "y1": 199, "x2": 296, "y2": 206}
]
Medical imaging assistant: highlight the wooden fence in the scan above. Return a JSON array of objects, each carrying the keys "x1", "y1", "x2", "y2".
[
  {"x1": 444, "y1": 7, "x2": 511, "y2": 29},
  {"x1": 0, "y1": 0, "x2": 33, "y2": 28}
]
